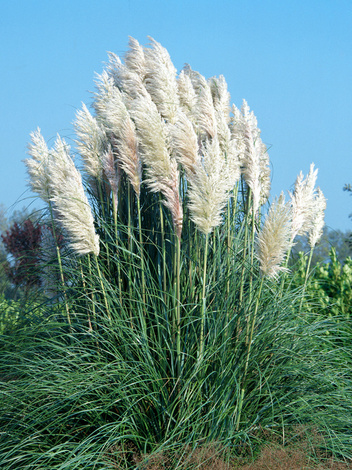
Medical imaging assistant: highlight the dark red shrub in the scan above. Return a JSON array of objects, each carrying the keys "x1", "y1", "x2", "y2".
[{"x1": 1, "y1": 219, "x2": 42, "y2": 289}]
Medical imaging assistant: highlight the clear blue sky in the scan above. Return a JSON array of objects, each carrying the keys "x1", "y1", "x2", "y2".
[{"x1": 1, "y1": 0, "x2": 352, "y2": 231}]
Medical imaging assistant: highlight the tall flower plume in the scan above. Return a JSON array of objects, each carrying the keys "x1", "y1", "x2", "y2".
[
  {"x1": 177, "y1": 70, "x2": 197, "y2": 120},
  {"x1": 171, "y1": 110, "x2": 200, "y2": 177},
  {"x1": 48, "y1": 136, "x2": 100, "y2": 257},
  {"x1": 232, "y1": 100, "x2": 271, "y2": 215},
  {"x1": 144, "y1": 37, "x2": 180, "y2": 124},
  {"x1": 308, "y1": 187, "x2": 326, "y2": 249},
  {"x1": 74, "y1": 103, "x2": 107, "y2": 181},
  {"x1": 257, "y1": 194, "x2": 291, "y2": 279},
  {"x1": 25, "y1": 128, "x2": 53, "y2": 203},
  {"x1": 92, "y1": 71, "x2": 142, "y2": 198},
  {"x1": 131, "y1": 94, "x2": 183, "y2": 238},
  {"x1": 102, "y1": 146, "x2": 120, "y2": 210},
  {"x1": 186, "y1": 137, "x2": 231, "y2": 235},
  {"x1": 289, "y1": 163, "x2": 318, "y2": 242}
]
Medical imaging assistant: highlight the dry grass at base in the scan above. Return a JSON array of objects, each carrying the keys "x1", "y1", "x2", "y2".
[
  {"x1": 105, "y1": 428, "x2": 352, "y2": 470},
  {"x1": 238, "y1": 444, "x2": 352, "y2": 470}
]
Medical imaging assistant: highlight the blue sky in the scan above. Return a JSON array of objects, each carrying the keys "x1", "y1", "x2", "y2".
[{"x1": 1, "y1": 0, "x2": 352, "y2": 231}]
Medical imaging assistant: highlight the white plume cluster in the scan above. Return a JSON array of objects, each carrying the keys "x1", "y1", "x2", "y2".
[
  {"x1": 25, "y1": 36, "x2": 326, "y2": 274},
  {"x1": 256, "y1": 164, "x2": 326, "y2": 279},
  {"x1": 72, "y1": 37, "x2": 269, "y2": 237},
  {"x1": 25, "y1": 130, "x2": 100, "y2": 257},
  {"x1": 232, "y1": 100, "x2": 271, "y2": 215}
]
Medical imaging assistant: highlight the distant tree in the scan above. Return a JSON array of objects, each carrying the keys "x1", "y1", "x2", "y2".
[
  {"x1": 1, "y1": 218, "x2": 42, "y2": 294},
  {"x1": 0, "y1": 205, "x2": 41, "y2": 298},
  {"x1": 290, "y1": 226, "x2": 352, "y2": 267}
]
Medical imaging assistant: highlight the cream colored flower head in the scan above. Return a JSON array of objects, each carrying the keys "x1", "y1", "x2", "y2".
[
  {"x1": 25, "y1": 128, "x2": 53, "y2": 203},
  {"x1": 256, "y1": 193, "x2": 292, "y2": 279},
  {"x1": 49, "y1": 136, "x2": 100, "y2": 257}
]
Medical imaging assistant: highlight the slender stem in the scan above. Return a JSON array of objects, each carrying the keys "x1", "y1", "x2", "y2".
[
  {"x1": 81, "y1": 259, "x2": 93, "y2": 331},
  {"x1": 159, "y1": 197, "x2": 167, "y2": 303},
  {"x1": 175, "y1": 235, "x2": 181, "y2": 376},
  {"x1": 137, "y1": 198, "x2": 146, "y2": 315},
  {"x1": 97, "y1": 181, "x2": 111, "y2": 272},
  {"x1": 232, "y1": 182, "x2": 239, "y2": 229},
  {"x1": 236, "y1": 275, "x2": 264, "y2": 430},
  {"x1": 199, "y1": 232, "x2": 209, "y2": 363},
  {"x1": 226, "y1": 184, "x2": 239, "y2": 338},
  {"x1": 48, "y1": 203, "x2": 71, "y2": 326},
  {"x1": 299, "y1": 248, "x2": 314, "y2": 312},
  {"x1": 239, "y1": 217, "x2": 249, "y2": 306},
  {"x1": 248, "y1": 207, "x2": 256, "y2": 306},
  {"x1": 112, "y1": 192, "x2": 122, "y2": 307},
  {"x1": 225, "y1": 198, "x2": 231, "y2": 338},
  {"x1": 93, "y1": 253, "x2": 111, "y2": 321},
  {"x1": 128, "y1": 183, "x2": 133, "y2": 309},
  {"x1": 239, "y1": 187, "x2": 252, "y2": 307},
  {"x1": 279, "y1": 242, "x2": 293, "y2": 297}
]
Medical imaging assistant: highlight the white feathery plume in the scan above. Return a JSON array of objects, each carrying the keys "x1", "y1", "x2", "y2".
[
  {"x1": 25, "y1": 128, "x2": 53, "y2": 203},
  {"x1": 187, "y1": 136, "x2": 230, "y2": 235},
  {"x1": 242, "y1": 122, "x2": 262, "y2": 215},
  {"x1": 74, "y1": 103, "x2": 106, "y2": 180},
  {"x1": 144, "y1": 37, "x2": 180, "y2": 123},
  {"x1": 308, "y1": 187, "x2": 326, "y2": 249},
  {"x1": 182, "y1": 64, "x2": 205, "y2": 93},
  {"x1": 208, "y1": 76, "x2": 242, "y2": 189},
  {"x1": 93, "y1": 71, "x2": 126, "y2": 128},
  {"x1": 195, "y1": 77, "x2": 217, "y2": 139},
  {"x1": 232, "y1": 100, "x2": 271, "y2": 213},
  {"x1": 102, "y1": 146, "x2": 120, "y2": 209},
  {"x1": 230, "y1": 100, "x2": 260, "y2": 161},
  {"x1": 212, "y1": 95, "x2": 231, "y2": 157},
  {"x1": 259, "y1": 142, "x2": 271, "y2": 205},
  {"x1": 225, "y1": 138, "x2": 242, "y2": 191},
  {"x1": 107, "y1": 51, "x2": 148, "y2": 101},
  {"x1": 93, "y1": 71, "x2": 142, "y2": 197},
  {"x1": 171, "y1": 110, "x2": 200, "y2": 177},
  {"x1": 177, "y1": 70, "x2": 197, "y2": 119},
  {"x1": 49, "y1": 136, "x2": 100, "y2": 257},
  {"x1": 256, "y1": 193, "x2": 292, "y2": 279},
  {"x1": 114, "y1": 115, "x2": 142, "y2": 198},
  {"x1": 214, "y1": 104, "x2": 231, "y2": 156},
  {"x1": 182, "y1": 66, "x2": 217, "y2": 139},
  {"x1": 209, "y1": 75, "x2": 231, "y2": 123},
  {"x1": 124, "y1": 36, "x2": 146, "y2": 79},
  {"x1": 131, "y1": 94, "x2": 183, "y2": 238},
  {"x1": 289, "y1": 163, "x2": 318, "y2": 242},
  {"x1": 241, "y1": 99, "x2": 260, "y2": 139},
  {"x1": 172, "y1": 110, "x2": 239, "y2": 223},
  {"x1": 230, "y1": 103, "x2": 247, "y2": 166}
]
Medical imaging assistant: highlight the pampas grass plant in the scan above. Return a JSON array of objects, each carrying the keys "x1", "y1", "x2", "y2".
[{"x1": 1, "y1": 37, "x2": 351, "y2": 470}]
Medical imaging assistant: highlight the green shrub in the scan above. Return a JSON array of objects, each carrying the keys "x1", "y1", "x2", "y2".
[
  {"x1": 0, "y1": 294, "x2": 20, "y2": 334},
  {"x1": 293, "y1": 248, "x2": 352, "y2": 319}
]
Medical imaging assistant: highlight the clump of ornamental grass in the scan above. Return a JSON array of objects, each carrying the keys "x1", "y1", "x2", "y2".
[{"x1": 1, "y1": 37, "x2": 351, "y2": 470}]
